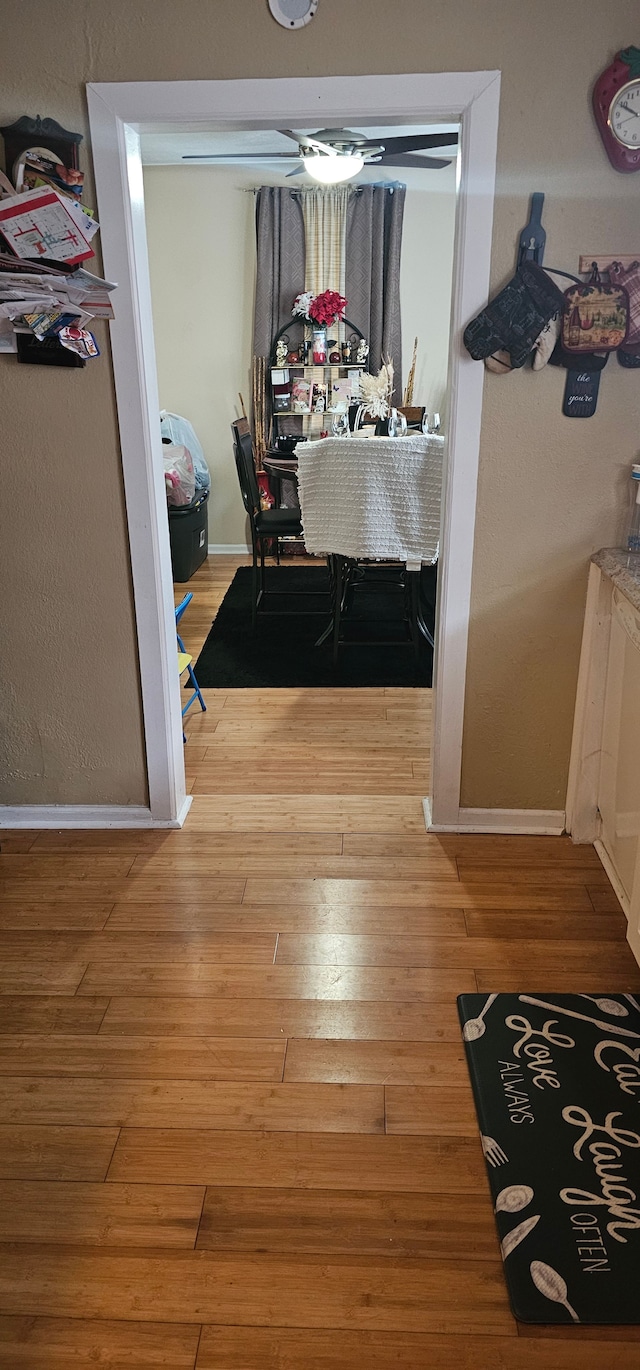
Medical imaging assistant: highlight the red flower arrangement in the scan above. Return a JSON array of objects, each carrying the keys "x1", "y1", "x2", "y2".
[
  {"x1": 293, "y1": 290, "x2": 347, "y2": 328},
  {"x1": 309, "y1": 290, "x2": 347, "y2": 326}
]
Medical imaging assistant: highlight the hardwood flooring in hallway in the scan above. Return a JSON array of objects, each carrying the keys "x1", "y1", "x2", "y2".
[{"x1": 0, "y1": 556, "x2": 639, "y2": 1366}]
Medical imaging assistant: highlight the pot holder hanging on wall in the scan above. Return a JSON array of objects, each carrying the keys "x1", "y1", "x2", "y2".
[
  {"x1": 561, "y1": 265, "x2": 629, "y2": 353},
  {"x1": 618, "y1": 345, "x2": 640, "y2": 368},
  {"x1": 463, "y1": 261, "x2": 564, "y2": 369},
  {"x1": 609, "y1": 261, "x2": 640, "y2": 365}
]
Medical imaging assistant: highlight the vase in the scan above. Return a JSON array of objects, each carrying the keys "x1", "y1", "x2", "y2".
[{"x1": 312, "y1": 327, "x2": 327, "y2": 364}]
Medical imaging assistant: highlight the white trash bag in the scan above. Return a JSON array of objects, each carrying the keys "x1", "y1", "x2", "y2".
[
  {"x1": 160, "y1": 410, "x2": 210, "y2": 493},
  {"x1": 163, "y1": 442, "x2": 195, "y2": 507}
]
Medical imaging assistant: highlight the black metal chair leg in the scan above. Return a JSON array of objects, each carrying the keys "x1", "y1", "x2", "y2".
[
  {"x1": 259, "y1": 540, "x2": 266, "y2": 604},
  {"x1": 416, "y1": 604, "x2": 435, "y2": 649},
  {"x1": 409, "y1": 569, "x2": 421, "y2": 663},
  {"x1": 251, "y1": 538, "x2": 259, "y2": 629},
  {"x1": 332, "y1": 554, "x2": 344, "y2": 666},
  {"x1": 315, "y1": 554, "x2": 338, "y2": 647}
]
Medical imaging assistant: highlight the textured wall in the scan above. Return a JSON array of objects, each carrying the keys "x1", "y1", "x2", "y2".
[{"x1": 1, "y1": 0, "x2": 639, "y2": 809}]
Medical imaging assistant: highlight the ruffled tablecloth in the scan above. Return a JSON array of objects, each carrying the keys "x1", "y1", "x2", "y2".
[{"x1": 296, "y1": 433, "x2": 444, "y2": 563}]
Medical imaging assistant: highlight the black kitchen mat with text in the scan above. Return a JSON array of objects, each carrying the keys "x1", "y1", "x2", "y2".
[{"x1": 458, "y1": 992, "x2": 640, "y2": 1324}]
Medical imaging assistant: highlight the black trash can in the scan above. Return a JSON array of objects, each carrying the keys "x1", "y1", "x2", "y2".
[{"x1": 168, "y1": 490, "x2": 209, "y2": 583}]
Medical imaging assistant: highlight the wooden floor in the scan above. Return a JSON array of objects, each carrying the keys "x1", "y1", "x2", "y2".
[{"x1": 1, "y1": 554, "x2": 639, "y2": 1367}]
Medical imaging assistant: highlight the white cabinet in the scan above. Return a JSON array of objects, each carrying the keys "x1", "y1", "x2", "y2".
[
  {"x1": 599, "y1": 589, "x2": 640, "y2": 902},
  {"x1": 567, "y1": 555, "x2": 640, "y2": 969}
]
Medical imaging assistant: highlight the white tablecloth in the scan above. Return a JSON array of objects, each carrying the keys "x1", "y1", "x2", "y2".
[{"x1": 296, "y1": 433, "x2": 443, "y2": 563}]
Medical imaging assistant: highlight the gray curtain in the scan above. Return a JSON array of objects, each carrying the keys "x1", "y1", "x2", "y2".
[
  {"x1": 253, "y1": 187, "x2": 305, "y2": 359},
  {"x1": 345, "y1": 184, "x2": 405, "y2": 402}
]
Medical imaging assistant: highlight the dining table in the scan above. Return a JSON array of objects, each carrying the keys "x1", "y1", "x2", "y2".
[{"x1": 264, "y1": 433, "x2": 444, "y2": 661}]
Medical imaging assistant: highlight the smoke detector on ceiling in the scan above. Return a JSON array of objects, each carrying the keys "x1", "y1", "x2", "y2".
[{"x1": 268, "y1": 0, "x2": 319, "y2": 29}]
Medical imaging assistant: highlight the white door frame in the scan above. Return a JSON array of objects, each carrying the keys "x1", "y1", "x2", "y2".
[{"x1": 86, "y1": 71, "x2": 500, "y2": 828}]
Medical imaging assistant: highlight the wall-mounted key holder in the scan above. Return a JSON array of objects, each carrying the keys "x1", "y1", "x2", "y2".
[{"x1": 518, "y1": 192, "x2": 546, "y2": 266}]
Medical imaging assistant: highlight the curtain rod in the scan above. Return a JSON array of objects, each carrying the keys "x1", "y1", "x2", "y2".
[{"x1": 243, "y1": 182, "x2": 406, "y2": 195}]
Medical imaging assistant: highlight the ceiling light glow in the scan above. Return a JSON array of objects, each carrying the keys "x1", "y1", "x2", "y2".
[{"x1": 304, "y1": 153, "x2": 365, "y2": 184}]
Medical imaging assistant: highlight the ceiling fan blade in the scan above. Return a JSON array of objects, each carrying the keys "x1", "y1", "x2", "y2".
[
  {"x1": 181, "y1": 152, "x2": 300, "y2": 161},
  {"x1": 278, "y1": 129, "x2": 304, "y2": 144},
  {"x1": 376, "y1": 153, "x2": 453, "y2": 169},
  {"x1": 362, "y1": 132, "x2": 458, "y2": 154},
  {"x1": 286, "y1": 165, "x2": 305, "y2": 178}
]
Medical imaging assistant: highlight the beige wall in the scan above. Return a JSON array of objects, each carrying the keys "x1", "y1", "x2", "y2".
[
  {"x1": 142, "y1": 161, "x2": 457, "y2": 550},
  {"x1": 1, "y1": 0, "x2": 639, "y2": 810},
  {"x1": 144, "y1": 165, "x2": 255, "y2": 549},
  {"x1": 399, "y1": 164, "x2": 457, "y2": 418}
]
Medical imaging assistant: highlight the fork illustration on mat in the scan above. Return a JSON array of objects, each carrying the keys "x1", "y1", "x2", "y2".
[{"x1": 481, "y1": 1134, "x2": 509, "y2": 1168}]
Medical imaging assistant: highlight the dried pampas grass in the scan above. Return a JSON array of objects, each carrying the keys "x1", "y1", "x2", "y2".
[{"x1": 357, "y1": 357, "x2": 394, "y2": 420}]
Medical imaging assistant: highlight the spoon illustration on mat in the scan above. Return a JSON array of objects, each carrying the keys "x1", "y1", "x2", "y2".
[
  {"x1": 530, "y1": 1260, "x2": 580, "y2": 1323},
  {"x1": 495, "y1": 1184, "x2": 534, "y2": 1214},
  {"x1": 580, "y1": 994, "x2": 628, "y2": 1017},
  {"x1": 463, "y1": 994, "x2": 498, "y2": 1041}
]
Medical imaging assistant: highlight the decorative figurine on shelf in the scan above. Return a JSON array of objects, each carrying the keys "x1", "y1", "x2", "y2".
[
  {"x1": 275, "y1": 336, "x2": 289, "y2": 366},
  {"x1": 356, "y1": 337, "x2": 369, "y2": 366},
  {"x1": 342, "y1": 339, "x2": 352, "y2": 364},
  {"x1": 329, "y1": 349, "x2": 341, "y2": 363}
]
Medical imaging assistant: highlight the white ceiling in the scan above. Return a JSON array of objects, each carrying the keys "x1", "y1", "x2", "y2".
[{"x1": 140, "y1": 122, "x2": 459, "y2": 168}]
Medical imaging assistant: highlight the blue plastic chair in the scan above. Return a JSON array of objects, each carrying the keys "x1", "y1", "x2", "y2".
[{"x1": 175, "y1": 592, "x2": 206, "y2": 742}]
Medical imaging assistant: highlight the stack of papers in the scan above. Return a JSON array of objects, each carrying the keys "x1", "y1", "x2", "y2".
[{"x1": 0, "y1": 259, "x2": 117, "y2": 353}]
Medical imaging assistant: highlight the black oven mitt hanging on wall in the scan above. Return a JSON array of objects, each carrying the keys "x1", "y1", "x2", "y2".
[{"x1": 463, "y1": 262, "x2": 565, "y2": 369}]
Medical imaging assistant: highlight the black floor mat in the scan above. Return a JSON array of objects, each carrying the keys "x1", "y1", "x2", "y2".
[
  {"x1": 192, "y1": 564, "x2": 435, "y2": 688},
  {"x1": 458, "y1": 990, "x2": 640, "y2": 1324}
]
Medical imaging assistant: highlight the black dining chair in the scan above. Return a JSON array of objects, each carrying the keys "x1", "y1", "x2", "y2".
[{"x1": 231, "y1": 419, "x2": 318, "y2": 627}]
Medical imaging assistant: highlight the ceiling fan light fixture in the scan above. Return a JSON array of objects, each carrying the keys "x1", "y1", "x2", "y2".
[{"x1": 304, "y1": 152, "x2": 365, "y2": 184}]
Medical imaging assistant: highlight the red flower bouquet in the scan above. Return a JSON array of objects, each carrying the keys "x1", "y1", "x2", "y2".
[
  {"x1": 308, "y1": 290, "x2": 347, "y2": 327},
  {"x1": 292, "y1": 289, "x2": 347, "y2": 328}
]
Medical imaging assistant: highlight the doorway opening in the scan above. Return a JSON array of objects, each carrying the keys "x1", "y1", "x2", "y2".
[
  {"x1": 144, "y1": 120, "x2": 457, "y2": 704},
  {"x1": 87, "y1": 72, "x2": 500, "y2": 827}
]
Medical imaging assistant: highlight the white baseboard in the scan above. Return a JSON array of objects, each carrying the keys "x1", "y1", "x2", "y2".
[
  {"x1": 208, "y1": 543, "x2": 251, "y2": 555},
  {"x1": 594, "y1": 839, "x2": 629, "y2": 919},
  {"x1": 0, "y1": 796, "x2": 192, "y2": 830},
  {"x1": 424, "y1": 799, "x2": 566, "y2": 835}
]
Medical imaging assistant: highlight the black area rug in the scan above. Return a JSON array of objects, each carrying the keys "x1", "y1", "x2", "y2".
[
  {"x1": 458, "y1": 991, "x2": 640, "y2": 1324},
  {"x1": 192, "y1": 565, "x2": 434, "y2": 688}
]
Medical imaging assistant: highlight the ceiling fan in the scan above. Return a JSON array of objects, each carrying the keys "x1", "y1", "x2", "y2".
[{"x1": 182, "y1": 128, "x2": 458, "y2": 183}]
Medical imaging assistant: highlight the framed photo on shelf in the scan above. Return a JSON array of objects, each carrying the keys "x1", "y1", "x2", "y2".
[
  {"x1": 291, "y1": 377, "x2": 312, "y2": 412},
  {"x1": 330, "y1": 378, "x2": 352, "y2": 410}
]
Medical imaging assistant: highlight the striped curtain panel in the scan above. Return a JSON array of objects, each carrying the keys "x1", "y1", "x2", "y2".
[{"x1": 301, "y1": 187, "x2": 350, "y2": 297}]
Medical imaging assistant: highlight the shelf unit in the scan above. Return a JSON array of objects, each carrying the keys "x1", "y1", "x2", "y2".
[
  {"x1": 268, "y1": 316, "x2": 368, "y2": 443},
  {"x1": 272, "y1": 362, "x2": 365, "y2": 427}
]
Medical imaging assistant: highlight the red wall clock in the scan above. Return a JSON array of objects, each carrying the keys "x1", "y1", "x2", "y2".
[{"x1": 593, "y1": 46, "x2": 640, "y2": 172}]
